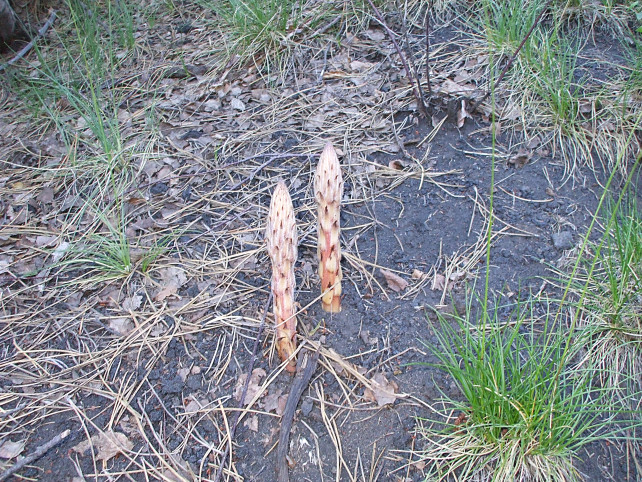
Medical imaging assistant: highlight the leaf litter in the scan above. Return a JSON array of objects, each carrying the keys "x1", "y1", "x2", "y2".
[{"x1": 0, "y1": 1, "x2": 633, "y2": 481}]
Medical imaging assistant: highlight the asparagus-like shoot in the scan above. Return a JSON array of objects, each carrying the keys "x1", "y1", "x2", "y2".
[
  {"x1": 314, "y1": 143, "x2": 344, "y2": 313},
  {"x1": 266, "y1": 181, "x2": 298, "y2": 372}
]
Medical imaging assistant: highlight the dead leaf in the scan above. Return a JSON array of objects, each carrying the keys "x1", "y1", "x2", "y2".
[
  {"x1": 439, "y1": 79, "x2": 475, "y2": 95},
  {"x1": 349, "y1": 60, "x2": 374, "y2": 72},
  {"x1": 122, "y1": 295, "x2": 142, "y2": 311},
  {"x1": 457, "y1": 99, "x2": 469, "y2": 128},
  {"x1": 72, "y1": 430, "x2": 132, "y2": 461},
  {"x1": 262, "y1": 388, "x2": 284, "y2": 413},
  {"x1": 380, "y1": 269, "x2": 408, "y2": 292},
  {"x1": 411, "y1": 269, "x2": 425, "y2": 280},
  {"x1": 360, "y1": 330, "x2": 377, "y2": 345},
  {"x1": 363, "y1": 373, "x2": 398, "y2": 407},
  {"x1": 244, "y1": 415, "x2": 259, "y2": 432},
  {"x1": 508, "y1": 149, "x2": 532, "y2": 168},
  {"x1": 177, "y1": 367, "x2": 191, "y2": 382},
  {"x1": 305, "y1": 113, "x2": 326, "y2": 129},
  {"x1": 364, "y1": 29, "x2": 386, "y2": 42},
  {"x1": 161, "y1": 267, "x2": 187, "y2": 287},
  {"x1": 0, "y1": 440, "x2": 24, "y2": 459},
  {"x1": 52, "y1": 242, "x2": 70, "y2": 263},
  {"x1": 234, "y1": 368, "x2": 266, "y2": 405},
  {"x1": 37, "y1": 187, "x2": 55, "y2": 204},
  {"x1": 500, "y1": 101, "x2": 522, "y2": 121},
  {"x1": 35, "y1": 235, "x2": 57, "y2": 247},
  {"x1": 155, "y1": 267, "x2": 187, "y2": 301},
  {"x1": 230, "y1": 98, "x2": 245, "y2": 111},
  {"x1": 526, "y1": 136, "x2": 541, "y2": 149},
  {"x1": 155, "y1": 285, "x2": 177, "y2": 302},
  {"x1": 109, "y1": 318, "x2": 134, "y2": 336},
  {"x1": 431, "y1": 273, "x2": 446, "y2": 291}
]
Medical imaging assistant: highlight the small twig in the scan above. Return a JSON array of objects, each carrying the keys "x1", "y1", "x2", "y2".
[
  {"x1": 0, "y1": 429, "x2": 70, "y2": 481},
  {"x1": 365, "y1": 0, "x2": 427, "y2": 117},
  {"x1": 402, "y1": 8, "x2": 428, "y2": 114},
  {"x1": 213, "y1": 292, "x2": 273, "y2": 482},
  {"x1": 0, "y1": 10, "x2": 57, "y2": 73},
  {"x1": 469, "y1": 1, "x2": 551, "y2": 114},
  {"x1": 425, "y1": 2, "x2": 433, "y2": 98},
  {"x1": 277, "y1": 347, "x2": 320, "y2": 482}
]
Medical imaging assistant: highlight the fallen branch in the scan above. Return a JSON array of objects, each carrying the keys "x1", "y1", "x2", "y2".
[
  {"x1": 469, "y1": 1, "x2": 551, "y2": 114},
  {"x1": 213, "y1": 292, "x2": 273, "y2": 482},
  {"x1": 402, "y1": 12, "x2": 428, "y2": 114},
  {"x1": 365, "y1": 0, "x2": 427, "y2": 117},
  {"x1": 277, "y1": 348, "x2": 320, "y2": 482},
  {"x1": 0, "y1": 429, "x2": 70, "y2": 481},
  {"x1": 0, "y1": 9, "x2": 57, "y2": 73},
  {"x1": 425, "y1": 3, "x2": 433, "y2": 98}
]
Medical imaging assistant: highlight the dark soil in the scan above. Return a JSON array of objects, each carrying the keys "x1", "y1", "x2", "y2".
[{"x1": 12, "y1": 117, "x2": 640, "y2": 482}]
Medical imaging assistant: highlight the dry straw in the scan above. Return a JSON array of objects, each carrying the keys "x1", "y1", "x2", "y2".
[
  {"x1": 266, "y1": 180, "x2": 298, "y2": 372},
  {"x1": 314, "y1": 142, "x2": 344, "y2": 313}
]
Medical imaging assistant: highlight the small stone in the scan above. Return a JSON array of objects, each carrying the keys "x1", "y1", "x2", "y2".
[
  {"x1": 552, "y1": 231, "x2": 574, "y2": 250},
  {"x1": 186, "y1": 376, "x2": 201, "y2": 390},
  {"x1": 301, "y1": 398, "x2": 313, "y2": 417},
  {"x1": 162, "y1": 376, "x2": 184, "y2": 394},
  {"x1": 150, "y1": 183, "x2": 169, "y2": 195}
]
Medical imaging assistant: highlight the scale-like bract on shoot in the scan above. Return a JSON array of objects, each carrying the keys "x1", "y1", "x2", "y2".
[
  {"x1": 314, "y1": 143, "x2": 344, "y2": 313},
  {"x1": 266, "y1": 181, "x2": 298, "y2": 372}
]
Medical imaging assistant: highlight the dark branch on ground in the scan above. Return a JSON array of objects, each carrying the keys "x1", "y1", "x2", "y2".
[
  {"x1": 0, "y1": 10, "x2": 57, "y2": 73},
  {"x1": 277, "y1": 347, "x2": 320, "y2": 482},
  {"x1": 365, "y1": 0, "x2": 428, "y2": 117},
  {"x1": 0, "y1": 429, "x2": 70, "y2": 481}
]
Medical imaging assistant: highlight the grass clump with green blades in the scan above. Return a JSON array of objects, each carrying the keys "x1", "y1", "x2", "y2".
[
  {"x1": 462, "y1": 0, "x2": 642, "y2": 179},
  {"x1": 414, "y1": 295, "x2": 629, "y2": 481},
  {"x1": 564, "y1": 193, "x2": 642, "y2": 397},
  {"x1": 199, "y1": 0, "x2": 324, "y2": 75},
  {"x1": 8, "y1": 0, "x2": 144, "y2": 198}
]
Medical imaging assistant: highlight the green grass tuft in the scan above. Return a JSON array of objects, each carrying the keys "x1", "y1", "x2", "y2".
[
  {"x1": 567, "y1": 193, "x2": 642, "y2": 397},
  {"x1": 415, "y1": 295, "x2": 633, "y2": 481}
]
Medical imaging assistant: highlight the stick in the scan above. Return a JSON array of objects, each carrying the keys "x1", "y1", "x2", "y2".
[
  {"x1": 425, "y1": 2, "x2": 433, "y2": 98},
  {"x1": 468, "y1": 1, "x2": 551, "y2": 114},
  {"x1": 0, "y1": 10, "x2": 57, "y2": 73},
  {"x1": 213, "y1": 292, "x2": 273, "y2": 482},
  {"x1": 402, "y1": 9, "x2": 428, "y2": 114},
  {"x1": 0, "y1": 429, "x2": 70, "y2": 481},
  {"x1": 365, "y1": 0, "x2": 427, "y2": 117},
  {"x1": 277, "y1": 348, "x2": 319, "y2": 482}
]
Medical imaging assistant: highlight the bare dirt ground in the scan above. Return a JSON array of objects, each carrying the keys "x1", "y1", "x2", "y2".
[{"x1": 0, "y1": 2, "x2": 640, "y2": 481}]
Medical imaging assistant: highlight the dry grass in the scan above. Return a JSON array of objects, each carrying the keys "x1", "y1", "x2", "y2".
[{"x1": 1, "y1": 0, "x2": 640, "y2": 479}]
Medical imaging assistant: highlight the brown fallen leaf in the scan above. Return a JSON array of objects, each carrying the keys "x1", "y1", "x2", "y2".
[
  {"x1": 508, "y1": 149, "x2": 532, "y2": 168},
  {"x1": 431, "y1": 273, "x2": 446, "y2": 291},
  {"x1": 234, "y1": 368, "x2": 266, "y2": 405},
  {"x1": 72, "y1": 430, "x2": 133, "y2": 461},
  {"x1": 109, "y1": 317, "x2": 134, "y2": 336},
  {"x1": 380, "y1": 268, "x2": 408, "y2": 292},
  {"x1": 244, "y1": 415, "x2": 259, "y2": 432},
  {"x1": 457, "y1": 99, "x2": 469, "y2": 128},
  {"x1": 0, "y1": 439, "x2": 24, "y2": 459},
  {"x1": 122, "y1": 295, "x2": 142, "y2": 311},
  {"x1": 263, "y1": 388, "x2": 287, "y2": 415},
  {"x1": 155, "y1": 267, "x2": 187, "y2": 301},
  {"x1": 363, "y1": 372, "x2": 399, "y2": 407}
]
